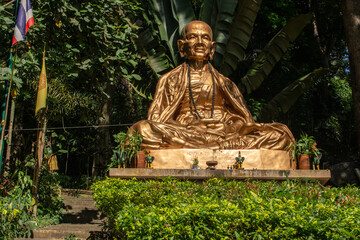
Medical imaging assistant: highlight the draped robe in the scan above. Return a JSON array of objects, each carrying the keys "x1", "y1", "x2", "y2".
[{"x1": 131, "y1": 62, "x2": 295, "y2": 150}]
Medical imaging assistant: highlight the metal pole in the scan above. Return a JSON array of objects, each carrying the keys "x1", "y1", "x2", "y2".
[
  {"x1": 0, "y1": 45, "x2": 18, "y2": 174},
  {"x1": 0, "y1": 0, "x2": 19, "y2": 174},
  {"x1": 5, "y1": 89, "x2": 17, "y2": 163}
]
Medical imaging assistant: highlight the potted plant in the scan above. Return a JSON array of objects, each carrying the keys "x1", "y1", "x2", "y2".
[
  {"x1": 107, "y1": 130, "x2": 143, "y2": 171},
  {"x1": 290, "y1": 133, "x2": 316, "y2": 170}
]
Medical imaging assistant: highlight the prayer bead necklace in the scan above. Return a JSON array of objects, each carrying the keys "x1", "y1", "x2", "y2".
[{"x1": 187, "y1": 62, "x2": 216, "y2": 119}]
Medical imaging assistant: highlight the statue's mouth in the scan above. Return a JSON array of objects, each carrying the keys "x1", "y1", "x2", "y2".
[{"x1": 194, "y1": 47, "x2": 205, "y2": 53}]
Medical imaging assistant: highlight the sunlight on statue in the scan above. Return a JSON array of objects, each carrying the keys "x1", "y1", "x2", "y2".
[{"x1": 131, "y1": 21, "x2": 295, "y2": 150}]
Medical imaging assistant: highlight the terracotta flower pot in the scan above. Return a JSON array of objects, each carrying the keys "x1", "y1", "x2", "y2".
[
  {"x1": 135, "y1": 151, "x2": 146, "y2": 168},
  {"x1": 298, "y1": 154, "x2": 310, "y2": 170}
]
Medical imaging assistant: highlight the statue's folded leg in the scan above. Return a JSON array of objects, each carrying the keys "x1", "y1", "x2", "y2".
[
  {"x1": 131, "y1": 120, "x2": 294, "y2": 150},
  {"x1": 130, "y1": 120, "x2": 163, "y2": 149},
  {"x1": 130, "y1": 120, "x2": 203, "y2": 149},
  {"x1": 220, "y1": 122, "x2": 295, "y2": 150}
]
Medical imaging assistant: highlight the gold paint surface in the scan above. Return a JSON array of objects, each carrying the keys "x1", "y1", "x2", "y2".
[
  {"x1": 149, "y1": 149, "x2": 294, "y2": 170},
  {"x1": 131, "y1": 21, "x2": 295, "y2": 161}
]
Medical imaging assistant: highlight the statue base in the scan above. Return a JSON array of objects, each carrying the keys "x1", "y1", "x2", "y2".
[
  {"x1": 109, "y1": 168, "x2": 331, "y2": 185},
  {"x1": 138, "y1": 149, "x2": 295, "y2": 170}
]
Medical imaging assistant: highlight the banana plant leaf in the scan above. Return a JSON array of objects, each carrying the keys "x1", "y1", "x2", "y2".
[
  {"x1": 199, "y1": 0, "x2": 238, "y2": 68},
  {"x1": 256, "y1": 67, "x2": 327, "y2": 122},
  {"x1": 239, "y1": 13, "x2": 312, "y2": 94},
  {"x1": 136, "y1": 27, "x2": 172, "y2": 75},
  {"x1": 128, "y1": 81, "x2": 154, "y2": 100},
  {"x1": 151, "y1": 0, "x2": 195, "y2": 66},
  {"x1": 219, "y1": 0, "x2": 262, "y2": 76}
]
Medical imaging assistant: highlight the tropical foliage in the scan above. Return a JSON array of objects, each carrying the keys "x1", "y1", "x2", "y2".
[
  {"x1": 93, "y1": 178, "x2": 360, "y2": 239},
  {"x1": 140, "y1": 0, "x2": 325, "y2": 122},
  {"x1": 295, "y1": 133, "x2": 316, "y2": 156},
  {"x1": 0, "y1": 172, "x2": 34, "y2": 239},
  {"x1": 0, "y1": 167, "x2": 64, "y2": 238},
  {"x1": 0, "y1": 0, "x2": 356, "y2": 181},
  {"x1": 107, "y1": 130, "x2": 143, "y2": 170}
]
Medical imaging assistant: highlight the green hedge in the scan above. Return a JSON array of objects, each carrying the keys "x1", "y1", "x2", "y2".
[{"x1": 92, "y1": 178, "x2": 360, "y2": 239}]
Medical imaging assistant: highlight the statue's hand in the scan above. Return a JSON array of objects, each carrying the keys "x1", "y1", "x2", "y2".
[
  {"x1": 188, "y1": 118, "x2": 225, "y2": 136},
  {"x1": 190, "y1": 118, "x2": 220, "y2": 125}
]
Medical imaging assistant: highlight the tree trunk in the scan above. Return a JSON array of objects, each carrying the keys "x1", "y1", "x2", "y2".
[
  {"x1": 94, "y1": 81, "x2": 113, "y2": 176},
  {"x1": 309, "y1": 0, "x2": 335, "y2": 122},
  {"x1": 342, "y1": 0, "x2": 360, "y2": 154}
]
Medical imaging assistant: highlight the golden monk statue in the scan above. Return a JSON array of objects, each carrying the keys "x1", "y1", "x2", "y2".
[{"x1": 131, "y1": 21, "x2": 294, "y2": 150}]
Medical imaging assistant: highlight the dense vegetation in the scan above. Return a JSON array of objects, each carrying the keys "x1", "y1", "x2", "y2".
[
  {"x1": 0, "y1": 0, "x2": 359, "y2": 237},
  {"x1": 0, "y1": 0, "x2": 355, "y2": 180},
  {"x1": 93, "y1": 178, "x2": 360, "y2": 239},
  {"x1": 0, "y1": 169, "x2": 63, "y2": 238}
]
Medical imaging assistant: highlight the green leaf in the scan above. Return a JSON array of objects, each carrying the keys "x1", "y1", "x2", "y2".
[
  {"x1": 235, "y1": 231, "x2": 241, "y2": 240},
  {"x1": 128, "y1": 81, "x2": 153, "y2": 100},
  {"x1": 257, "y1": 68, "x2": 327, "y2": 122},
  {"x1": 239, "y1": 13, "x2": 312, "y2": 94},
  {"x1": 200, "y1": 0, "x2": 239, "y2": 69},
  {"x1": 136, "y1": 9, "x2": 173, "y2": 75},
  {"x1": 219, "y1": 0, "x2": 262, "y2": 76},
  {"x1": 171, "y1": 0, "x2": 196, "y2": 34},
  {"x1": 200, "y1": 0, "x2": 238, "y2": 69},
  {"x1": 120, "y1": 66, "x2": 128, "y2": 74},
  {"x1": 151, "y1": 0, "x2": 195, "y2": 65},
  {"x1": 151, "y1": 0, "x2": 180, "y2": 65},
  {"x1": 148, "y1": 52, "x2": 171, "y2": 75},
  {"x1": 132, "y1": 74, "x2": 141, "y2": 80}
]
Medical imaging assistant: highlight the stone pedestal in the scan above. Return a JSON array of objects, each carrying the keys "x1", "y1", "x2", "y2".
[
  {"x1": 142, "y1": 149, "x2": 295, "y2": 170},
  {"x1": 109, "y1": 168, "x2": 331, "y2": 185}
]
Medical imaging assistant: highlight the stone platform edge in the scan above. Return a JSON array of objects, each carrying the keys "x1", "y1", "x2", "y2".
[{"x1": 109, "y1": 168, "x2": 331, "y2": 185}]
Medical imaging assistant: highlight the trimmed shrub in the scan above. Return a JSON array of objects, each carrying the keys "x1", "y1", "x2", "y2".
[{"x1": 92, "y1": 178, "x2": 360, "y2": 239}]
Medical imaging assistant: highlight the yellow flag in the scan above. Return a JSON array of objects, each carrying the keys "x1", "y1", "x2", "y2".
[{"x1": 35, "y1": 47, "x2": 47, "y2": 116}]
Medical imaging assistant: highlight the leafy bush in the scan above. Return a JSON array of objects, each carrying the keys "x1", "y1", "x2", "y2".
[
  {"x1": 0, "y1": 172, "x2": 35, "y2": 239},
  {"x1": 92, "y1": 178, "x2": 360, "y2": 239},
  {"x1": 107, "y1": 130, "x2": 143, "y2": 171},
  {"x1": 37, "y1": 170, "x2": 64, "y2": 216},
  {"x1": 0, "y1": 169, "x2": 65, "y2": 239}
]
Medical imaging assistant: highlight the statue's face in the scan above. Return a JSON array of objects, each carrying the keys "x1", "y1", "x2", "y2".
[{"x1": 178, "y1": 21, "x2": 216, "y2": 60}]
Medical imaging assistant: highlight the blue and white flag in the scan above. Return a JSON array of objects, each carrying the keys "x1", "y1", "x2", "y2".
[{"x1": 11, "y1": 0, "x2": 34, "y2": 46}]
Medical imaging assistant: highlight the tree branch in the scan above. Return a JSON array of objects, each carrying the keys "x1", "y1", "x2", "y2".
[{"x1": 2, "y1": 0, "x2": 16, "y2": 8}]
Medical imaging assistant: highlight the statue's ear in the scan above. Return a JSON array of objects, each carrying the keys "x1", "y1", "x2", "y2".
[
  {"x1": 209, "y1": 41, "x2": 216, "y2": 60},
  {"x1": 177, "y1": 39, "x2": 185, "y2": 58}
]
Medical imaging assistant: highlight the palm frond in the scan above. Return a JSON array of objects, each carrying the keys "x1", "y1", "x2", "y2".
[
  {"x1": 257, "y1": 67, "x2": 327, "y2": 122},
  {"x1": 239, "y1": 13, "x2": 312, "y2": 94},
  {"x1": 200, "y1": 0, "x2": 238, "y2": 68},
  {"x1": 219, "y1": 0, "x2": 262, "y2": 76}
]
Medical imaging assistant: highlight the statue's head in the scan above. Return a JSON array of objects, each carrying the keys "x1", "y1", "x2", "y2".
[{"x1": 177, "y1": 21, "x2": 216, "y2": 61}]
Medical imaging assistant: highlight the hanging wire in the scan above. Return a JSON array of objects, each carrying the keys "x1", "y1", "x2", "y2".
[{"x1": 5, "y1": 123, "x2": 135, "y2": 132}]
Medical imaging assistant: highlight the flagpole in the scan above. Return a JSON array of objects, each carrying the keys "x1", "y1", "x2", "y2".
[
  {"x1": 32, "y1": 107, "x2": 47, "y2": 217},
  {"x1": 32, "y1": 43, "x2": 47, "y2": 216},
  {"x1": 0, "y1": 0, "x2": 19, "y2": 175},
  {"x1": 0, "y1": 45, "x2": 18, "y2": 174},
  {"x1": 5, "y1": 88, "x2": 17, "y2": 163}
]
